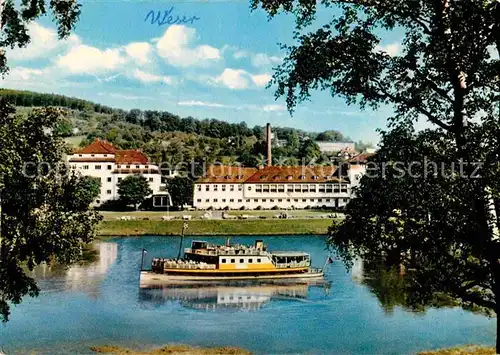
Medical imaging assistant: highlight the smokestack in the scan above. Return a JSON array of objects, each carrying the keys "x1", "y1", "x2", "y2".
[{"x1": 266, "y1": 123, "x2": 272, "y2": 167}]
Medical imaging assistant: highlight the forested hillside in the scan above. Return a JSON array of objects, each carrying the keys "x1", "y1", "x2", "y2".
[{"x1": 1, "y1": 89, "x2": 372, "y2": 168}]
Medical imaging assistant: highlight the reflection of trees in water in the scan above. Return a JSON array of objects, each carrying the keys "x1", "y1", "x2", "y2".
[{"x1": 360, "y1": 261, "x2": 458, "y2": 314}]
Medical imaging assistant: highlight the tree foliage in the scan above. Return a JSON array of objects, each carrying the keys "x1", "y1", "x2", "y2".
[
  {"x1": 0, "y1": 100, "x2": 102, "y2": 321},
  {"x1": 167, "y1": 176, "x2": 194, "y2": 209},
  {"x1": 117, "y1": 175, "x2": 152, "y2": 210},
  {"x1": 0, "y1": 1, "x2": 81, "y2": 76},
  {"x1": 253, "y1": 0, "x2": 500, "y2": 348}
]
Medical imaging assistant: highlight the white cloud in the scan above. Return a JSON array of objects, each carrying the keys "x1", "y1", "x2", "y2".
[
  {"x1": 251, "y1": 53, "x2": 282, "y2": 67},
  {"x1": 375, "y1": 43, "x2": 401, "y2": 57},
  {"x1": 56, "y1": 45, "x2": 125, "y2": 74},
  {"x1": 8, "y1": 67, "x2": 45, "y2": 80},
  {"x1": 251, "y1": 73, "x2": 271, "y2": 87},
  {"x1": 178, "y1": 100, "x2": 230, "y2": 108},
  {"x1": 262, "y1": 104, "x2": 286, "y2": 112},
  {"x1": 233, "y1": 50, "x2": 250, "y2": 59},
  {"x1": 125, "y1": 42, "x2": 152, "y2": 65},
  {"x1": 215, "y1": 68, "x2": 250, "y2": 89},
  {"x1": 156, "y1": 25, "x2": 220, "y2": 67},
  {"x1": 98, "y1": 92, "x2": 156, "y2": 101},
  {"x1": 132, "y1": 69, "x2": 173, "y2": 85},
  {"x1": 9, "y1": 22, "x2": 80, "y2": 61}
]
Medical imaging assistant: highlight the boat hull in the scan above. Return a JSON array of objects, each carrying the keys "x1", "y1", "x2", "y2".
[{"x1": 139, "y1": 269, "x2": 324, "y2": 287}]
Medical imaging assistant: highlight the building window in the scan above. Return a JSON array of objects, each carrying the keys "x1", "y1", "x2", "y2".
[
  {"x1": 263, "y1": 185, "x2": 270, "y2": 193},
  {"x1": 287, "y1": 185, "x2": 293, "y2": 192},
  {"x1": 326, "y1": 198, "x2": 331, "y2": 202},
  {"x1": 294, "y1": 199, "x2": 299, "y2": 202},
  {"x1": 248, "y1": 258, "x2": 253, "y2": 263},
  {"x1": 229, "y1": 199, "x2": 234, "y2": 202},
  {"x1": 214, "y1": 199, "x2": 218, "y2": 202},
  {"x1": 197, "y1": 199, "x2": 201, "y2": 202},
  {"x1": 78, "y1": 154, "x2": 82, "y2": 157},
  {"x1": 238, "y1": 199, "x2": 242, "y2": 202},
  {"x1": 83, "y1": 165, "x2": 89, "y2": 170},
  {"x1": 117, "y1": 165, "x2": 121, "y2": 168},
  {"x1": 256, "y1": 185, "x2": 262, "y2": 192},
  {"x1": 206, "y1": 199, "x2": 210, "y2": 202},
  {"x1": 328, "y1": 185, "x2": 335, "y2": 193},
  {"x1": 107, "y1": 177, "x2": 112, "y2": 182},
  {"x1": 302, "y1": 199, "x2": 306, "y2": 202},
  {"x1": 318, "y1": 199, "x2": 323, "y2": 202},
  {"x1": 91, "y1": 154, "x2": 95, "y2": 157},
  {"x1": 107, "y1": 165, "x2": 112, "y2": 170},
  {"x1": 136, "y1": 165, "x2": 140, "y2": 169},
  {"x1": 278, "y1": 199, "x2": 282, "y2": 202},
  {"x1": 262, "y1": 199, "x2": 267, "y2": 202},
  {"x1": 118, "y1": 178, "x2": 122, "y2": 182},
  {"x1": 197, "y1": 185, "x2": 201, "y2": 191},
  {"x1": 310, "y1": 184, "x2": 316, "y2": 192},
  {"x1": 270, "y1": 199, "x2": 274, "y2": 202},
  {"x1": 254, "y1": 199, "x2": 258, "y2": 202},
  {"x1": 206, "y1": 185, "x2": 209, "y2": 191},
  {"x1": 149, "y1": 178, "x2": 153, "y2": 182},
  {"x1": 96, "y1": 200, "x2": 100, "y2": 204},
  {"x1": 230, "y1": 185, "x2": 234, "y2": 191},
  {"x1": 299, "y1": 175, "x2": 305, "y2": 180},
  {"x1": 221, "y1": 259, "x2": 226, "y2": 263},
  {"x1": 239, "y1": 259, "x2": 244, "y2": 263},
  {"x1": 310, "y1": 199, "x2": 314, "y2": 202},
  {"x1": 278, "y1": 184, "x2": 285, "y2": 192},
  {"x1": 303, "y1": 185, "x2": 309, "y2": 193},
  {"x1": 222, "y1": 199, "x2": 226, "y2": 203},
  {"x1": 341, "y1": 185, "x2": 348, "y2": 193},
  {"x1": 247, "y1": 186, "x2": 251, "y2": 191},
  {"x1": 231, "y1": 259, "x2": 235, "y2": 263},
  {"x1": 222, "y1": 185, "x2": 226, "y2": 191},
  {"x1": 294, "y1": 185, "x2": 301, "y2": 192},
  {"x1": 319, "y1": 185, "x2": 326, "y2": 193},
  {"x1": 104, "y1": 154, "x2": 107, "y2": 157},
  {"x1": 105, "y1": 189, "x2": 111, "y2": 195},
  {"x1": 257, "y1": 258, "x2": 261, "y2": 263},
  {"x1": 145, "y1": 165, "x2": 149, "y2": 169},
  {"x1": 246, "y1": 199, "x2": 250, "y2": 202},
  {"x1": 214, "y1": 185, "x2": 218, "y2": 191},
  {"x1": 238, "y1": 185, "x2": 243, "y2": 191},
  {"x1": 95, "y1": 165, "x2": 101, "y2": 170},
  {"x1": 270, "y1": 184, "x2": 277, "y2": 193}
]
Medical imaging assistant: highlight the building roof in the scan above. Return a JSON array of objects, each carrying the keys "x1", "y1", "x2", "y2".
[
  {"x1": 75, "y1": 138, "x2": 117, "y2": 154},
  {"x1": 71, "y1": 139, "x2": 150, "y2": 164},
  {"x1": 245, "y1": 166, "x2": 346, "y2": 184},
  {"x1": 115, "y1": 150, "x2": 149, "y2": 164},
  {"x1": 349, "y1": 153, "x2": 375, "y2": 164},
  {"x1": 196, "y1": 166, "x2": 258, "y2": 184}
]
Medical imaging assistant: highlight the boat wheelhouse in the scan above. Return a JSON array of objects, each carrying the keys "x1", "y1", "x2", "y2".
[{"x1": 140, "y1": 240, "x2": 325, "y2": 285}]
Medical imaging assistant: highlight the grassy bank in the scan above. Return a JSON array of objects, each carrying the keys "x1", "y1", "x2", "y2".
[
  {"x1": 97, "y1": 218, "x2": 336, "y2": 236},
  {"x1": 91, "y1": 344, "x2": 251, "y2": 355},
  {"x1": 418, "y1": 346, "x2": 494, "y2": 354}
]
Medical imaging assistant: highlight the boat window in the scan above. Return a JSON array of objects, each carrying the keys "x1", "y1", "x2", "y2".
[
  {"x1": 248, "y1": 258, "x2": 253, "y2": 263},
  {"x1": 221, "y1": 259, "x2": 226, "y2": 263},
  {"x1": 239, "y1": 259, "x2": 244, "y2": 263},
  {"x1": 231, "y1": 259, "x2": 235, "y2": 263},
  {"x1": 257, "y1": 258, "x2": 261, "y2": 263}
]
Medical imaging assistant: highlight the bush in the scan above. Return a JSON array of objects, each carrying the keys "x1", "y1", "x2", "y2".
[
  {"x1": 223, "y1": 206, "x2": 229, "y2": 210},
  {"x1": 239, "y1": 206, "x2": 246, "y2": 210},
  {"x1": 207, "y1": 206, "x2": 213, "y2": 211},
  {"x1": 271, "y1": 205, "x2": 280, "y2": 210},
  {"x1": 255, "y1": 205, "x2": 263, "y2": 210},
  {"x1": 305, "y1": 205, "x2": 311, "y2": 210},
  {"x1": 96, "y1": 199, "x2": 129, "y2": 211}
]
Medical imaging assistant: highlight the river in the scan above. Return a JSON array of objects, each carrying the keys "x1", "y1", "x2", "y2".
[{"x1": 0, "y1": 236, "x2": 495, "y2": 354}]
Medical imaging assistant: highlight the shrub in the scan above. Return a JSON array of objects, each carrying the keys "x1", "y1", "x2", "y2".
[
  {"x1": 271, "y1": 205, "x2": 280, "y2": 210},
  {"x1": 255, "y1": 205, "x2": 263, "y2": 210},
  {"x1": 239, "y1": 206, "x2": 245, "y2": 210}
]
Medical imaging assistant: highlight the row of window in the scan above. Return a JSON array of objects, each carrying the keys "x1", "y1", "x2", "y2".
[
  {"x1": 221, "y1": 258, "x2": 262, "y2": 264},
  {"x1": 81, "y1": 164, "x2": 149, "y2": 170},
  {"x1": 94, "y1": 177, "x2": 155, "y2": 183},
  {"x1": 198, "y1": 184, "x2": 348, "y2": 193},
  {"x1": 196, "y1": 198, "x2": 348, "y2": 203}
]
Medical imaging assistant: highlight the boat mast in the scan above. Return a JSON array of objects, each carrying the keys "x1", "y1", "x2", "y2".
[{"x1": 177, "y1": 222, "x2": 188, "y2": 260}]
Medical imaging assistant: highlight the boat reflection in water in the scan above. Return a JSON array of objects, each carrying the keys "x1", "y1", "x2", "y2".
[{"x1": 138, "y1": 281, "x2": 331, "y2": 311}]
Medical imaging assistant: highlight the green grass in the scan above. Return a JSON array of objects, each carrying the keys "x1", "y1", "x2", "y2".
[
  {"x1": 65, "y1": 134, "x2": 86, "y2": 148},
  {"x1": 97, "y1": 219, "x2": 336, "y2": 236}
]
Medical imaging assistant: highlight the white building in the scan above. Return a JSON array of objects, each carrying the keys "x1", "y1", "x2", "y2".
[
  {"x1": 193, "y1": 165, "x2": 356, "y2": 210},
  {"x1": 317, "y1": 141, "x2": 355, "y2": 153},
  {"x1": 67, "y1": 138, "x2": 165, "y2": 205}
]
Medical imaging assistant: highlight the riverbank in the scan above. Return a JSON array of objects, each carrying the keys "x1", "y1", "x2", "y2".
[
  {"x1": 97, "y1": 219, "x2": 336, "y2": 236},
  {"x1": 91, "y1": 344, "x2": 251, "y2": 354},
  {"x1": 418, "y1": 346, "x2": 494, "y2": 354}
]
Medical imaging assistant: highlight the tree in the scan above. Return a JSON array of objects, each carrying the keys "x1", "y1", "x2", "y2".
[
  {"x1": 0, "y1": 0, "x2": 81, "y2": 76},
  {"x1": 117, "y1": 175, "x2": 152, "y2": 210},
  {"x1": 66, "y1": 176, "x2": 101, "y2": 210},
  {"x1": 297, "y1": 139, "x2": 321, "y2": 163},
  {"x1": 253, "y1": 0, "x2": 500, "y2": 349},
  {"x1": 0, "y1": 101, "x2": 102, "y2": 321},
  {"x1": 167, "y1": 176, "x2": 194, "y2": 209},
  {"x1": 316, "y1": 130, "x2": 344, "y2": 142}
]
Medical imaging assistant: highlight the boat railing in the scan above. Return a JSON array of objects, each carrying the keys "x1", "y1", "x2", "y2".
[{"x1": 274, "y1": 261, "x2": 310, "y2": 268}]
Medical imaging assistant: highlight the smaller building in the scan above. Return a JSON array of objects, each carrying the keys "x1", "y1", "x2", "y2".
[
  {"x1": 316, "y1": 141, "x2": 355, "y2": 153},
  {"x1": 67, "y1": 138, "x2": 168, "y2": 206}
]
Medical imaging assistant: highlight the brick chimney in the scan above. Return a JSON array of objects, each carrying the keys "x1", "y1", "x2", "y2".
[{"x1": 266, "y1": 123, "x2": 272, "y2": 167}]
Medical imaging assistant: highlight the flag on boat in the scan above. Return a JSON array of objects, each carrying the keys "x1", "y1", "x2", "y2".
[{"x1": 327, "y1": 256, "x2": 334, "y2": 263}]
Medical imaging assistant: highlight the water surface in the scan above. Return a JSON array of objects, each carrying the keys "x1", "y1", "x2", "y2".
[{"x1": 0, "y1": 236, "x2": 495, "y2": 354}]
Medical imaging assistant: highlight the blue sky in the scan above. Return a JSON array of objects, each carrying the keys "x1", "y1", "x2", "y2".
[{"x1": 0, "y1": 0, "x2": 403, "y2": 143}]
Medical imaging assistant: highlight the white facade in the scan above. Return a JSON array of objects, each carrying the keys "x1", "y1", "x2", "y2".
[
  {"x1": 67, "y1": 140, "x2": 164, "y2": 205},
  {"x1": 317, "y1": 141, "x2": 355, "y2": 153},
  {"x1": 194, "y1": 182, "x2": 351, "y2": 210}
]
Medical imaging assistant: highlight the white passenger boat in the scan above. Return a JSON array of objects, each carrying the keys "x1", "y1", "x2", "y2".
[{"x1": 140, "y1": 239, "x2": 327, "y2": 287}]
